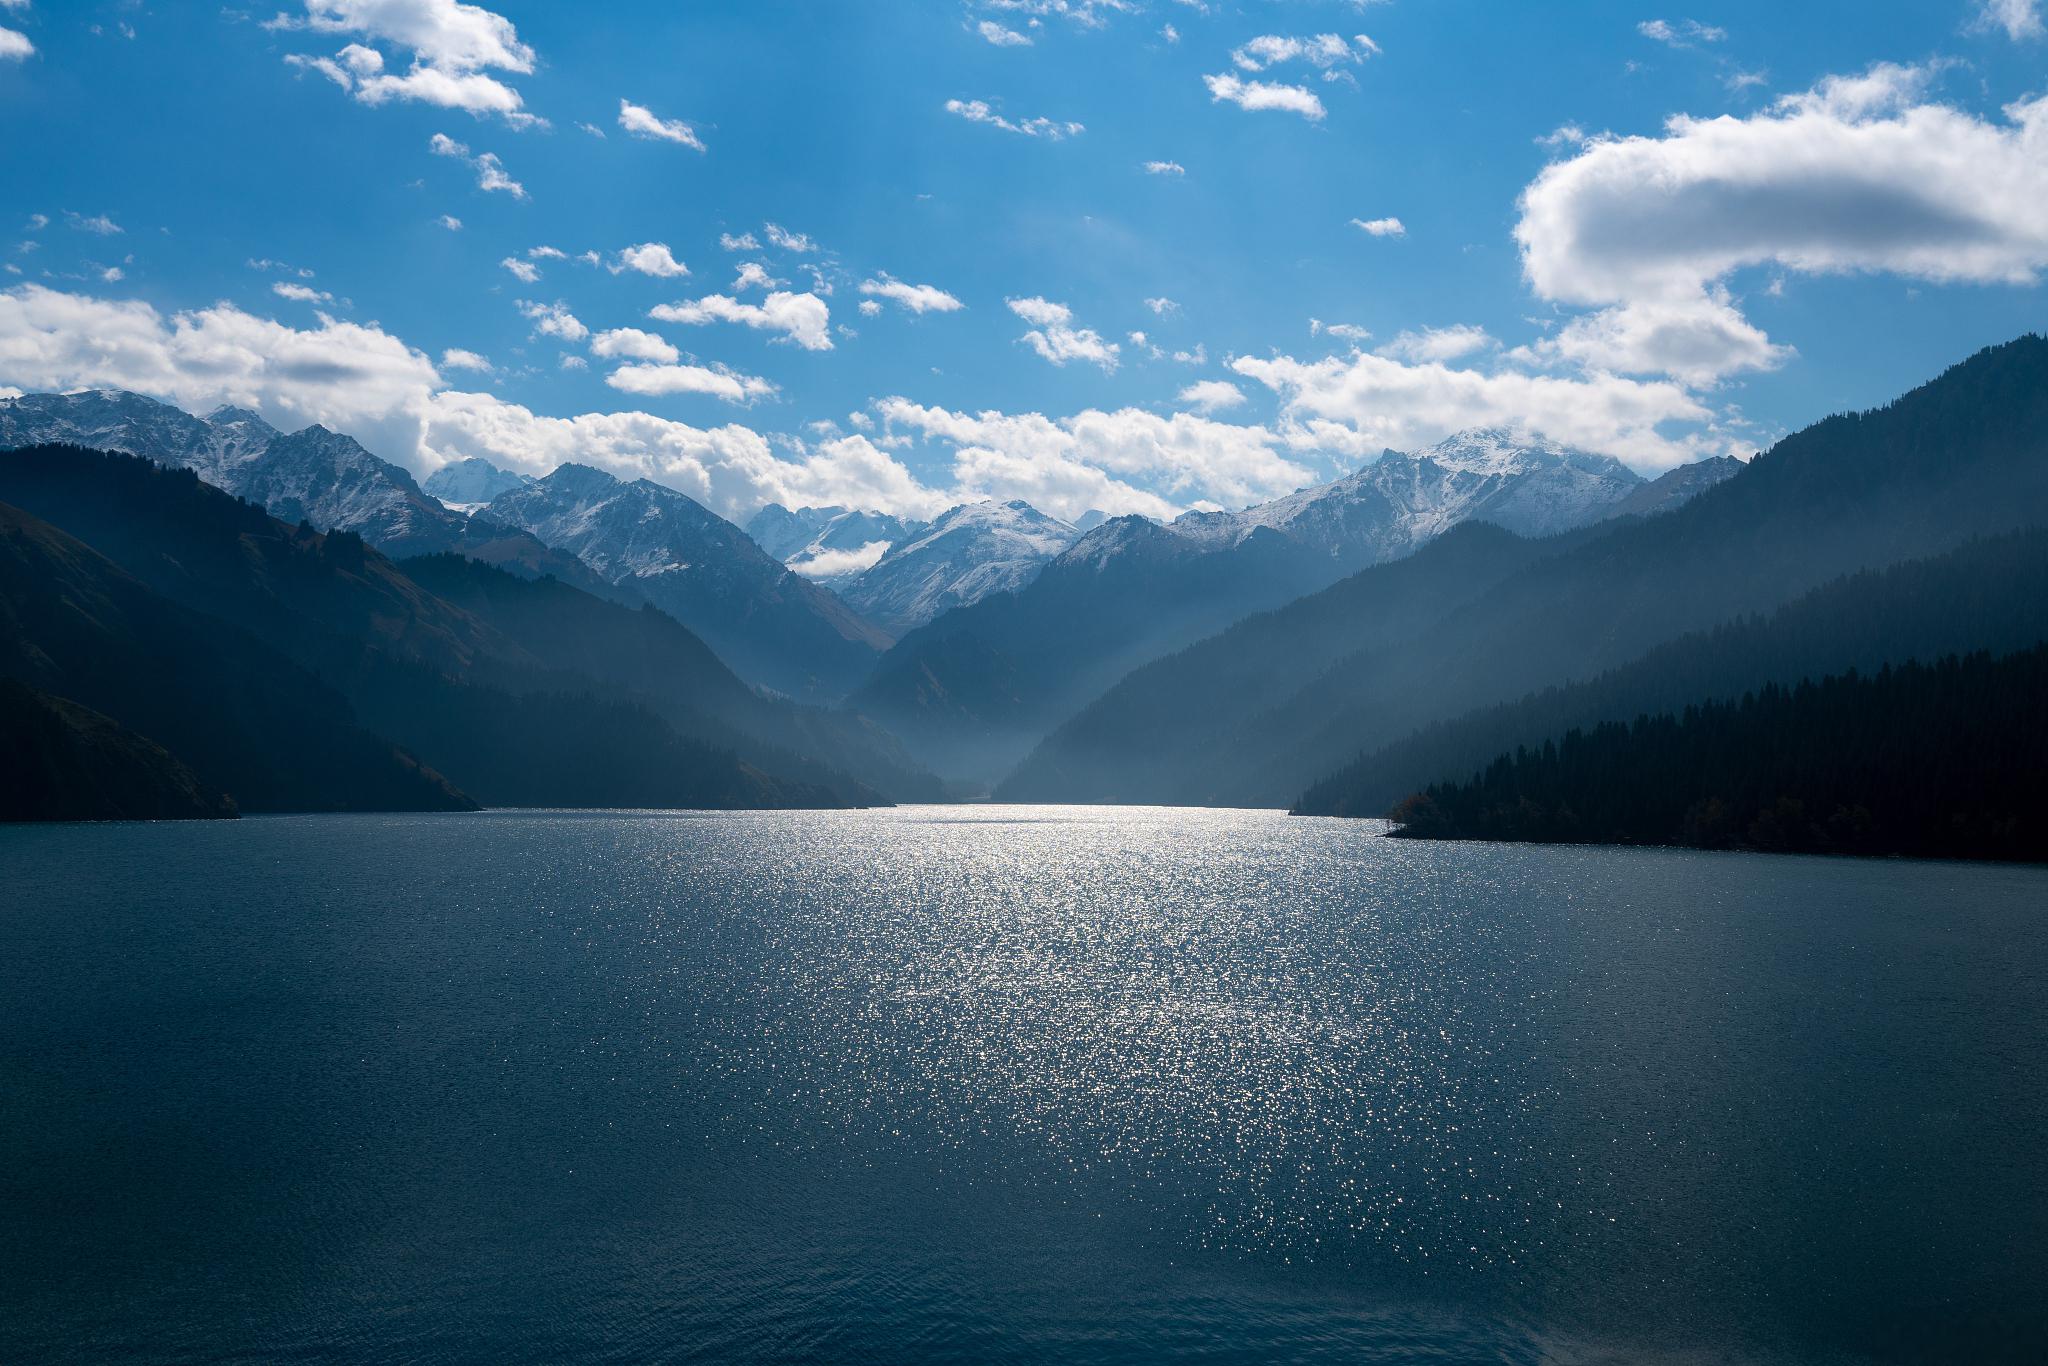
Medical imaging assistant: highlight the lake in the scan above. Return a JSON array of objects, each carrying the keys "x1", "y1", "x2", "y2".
[{"x1": 2, "y1": 806, "x2": 2043, "y2": 1364}]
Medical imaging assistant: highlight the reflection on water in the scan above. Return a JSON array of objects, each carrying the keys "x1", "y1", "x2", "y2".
[{"x1": 2, "y1": 806, "x2": 2044, "y2": 1364}]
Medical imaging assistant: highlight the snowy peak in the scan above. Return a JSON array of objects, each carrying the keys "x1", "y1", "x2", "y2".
[
  {"x1": 424, "y1": 455, "x2": 531, "y2": 507},
  {"x1": 834, "y1": 499, "x2": 1081, "y2": 635}
]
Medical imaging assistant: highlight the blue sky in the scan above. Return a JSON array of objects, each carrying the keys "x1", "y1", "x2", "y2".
[{"x1": 2, "y1": 0, "x2": 2045, "y2": 522}]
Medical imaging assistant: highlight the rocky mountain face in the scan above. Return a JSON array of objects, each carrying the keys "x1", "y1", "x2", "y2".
[
  {"x1": 0, "y1": 389, "x2": 600, "y2": 588},
  {"x1": 483, "y1": 464, "x2": 891, "y2": 700}
]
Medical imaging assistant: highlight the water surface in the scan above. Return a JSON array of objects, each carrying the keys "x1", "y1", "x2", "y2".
[{"x1": 3, "y1": 807, "x2": 2044, "y2": 1364}]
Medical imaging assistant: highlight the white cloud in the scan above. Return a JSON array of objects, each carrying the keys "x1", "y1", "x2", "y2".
[
  {"x1": 610, "y1": 241, "x2": 690, "y2": 278},
  {"x1": 977, "y1": 20, "x2": 1032, "y2": 45},
  {"x1": 1203, "y1": 72, "x2": 1324, "y2": 120},
  {"x1": 1234, "y1": 346, "x2": 1725, "y2": 473},
  {"x1": 618, "y1": 99, "x2": 704, "y2": 150},
  {"x1": 878, "y1": 397, "x2": 1314, "y2": 517},
  {"x1": 859, "y1": 274, "x2": 965, "y2": 314},
  {"x1": 440, "y1": 347, "x2": 492, "y2": 371},
  {"x1": 1376, "y1": 324, "x2": 1496, "y2": 364},
  {"x1": 0, "y1": 26, "x2": 31, "y2": 60},
  {"x1": 274, "y1": 1, "x2": 538, "y2": 123},
  {"x1": 436, "y1": 214, "x2": 463, "y2": 230},
  {"x1": 499, "y1": 256, "x2": 540, "y2": 283},
  {"x1": 1975, "y1": 0, "x2": 2043, "y2": 39},
  {"x1": 428, "y1": 132, "x2": 524, "y2": 197},
  {"x1": 1310, "y1": 318, "x2": 1371, "y2": 343},
  {"x1": 1007, "y1": 296, "x2": 1119, "y2": 370},
  {"x1": 731, "y1": 261, "x2": 782, "y2": 292},
  {"x1": 558, "y1": 354, "x2": 587, "y2": 371},
  {"x1": 605, "y1": 361, "x2": 777, "y2": 404},
  {"x1": 1637, "y1": 18, "x2": 1727, "y2": 47},
  {"x1": 1178, "y1": 379, "x2": 1245, "y2": 412},
  {"x1": 1515, "y1": 63, "x2": 2048, "y2": 382},
  {"x1": 272, "y1": 281, "x2": 336, "y2": 304},
  {"x1": 516, "y1": 298, "x2": 587, "y2": 342},
  {"x1": 1230, "y1": 33, "x2": 1376, "y2": 72},
  {"x1": 790, "y1": 540, "x2": 892, "y2": 579},
  {"x1": 719, "y1": 231, "x2": 760, "y2": 251},
  {"x1": 944, "y1": 98, "x2": 1085, "y2": 139},
  {"x1": 649, "y1": 290, "x2": 834, "y2": 351},
  {"x1": 0, "y1": 282, "x2": 441, "y2": 460},
  {"x1": 763, "y1": 223, "x2": 817, "y2": 253},
  {"x1": 1351, "y1": 215, "x2": 1405, "y2": 237},
  {"x1": 590, "y1": 327, "x2": 678, "y2": 363},
  {"x1": 67, "y1": 212, "x2": 123, "y2": 236},
  {"x1": 859, "y1": 300, "x2": 883, "y2": 317},
  {"x1": 1144, "y1": 296, "x2": 1179, "y2": 315},
  {"x1": 1143, "y1": 160, "x2": 1186, "y2": 176}
]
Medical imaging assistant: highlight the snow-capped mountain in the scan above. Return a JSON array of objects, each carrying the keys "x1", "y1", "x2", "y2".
[
  {"x1": 482, "y1": 464, "x2": 891, "y2": 699},
  {"x1": 1155, "y1": 429, "x2": 1645, "y2": 569},
  {"x1": 425, "y1": 456, "x2": 531, "y2": 509},
  {"x1": 0, "y1": 388, "x2": 618, "y2": 598},
  {"x1": 837, "y1": 500, "x2": 1080, "y2": 635},
  {"x1": 747, "y1": 504, "x2": 929, "y2": 582}
]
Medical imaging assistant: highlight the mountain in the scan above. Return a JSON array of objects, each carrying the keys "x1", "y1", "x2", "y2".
[
  {"x1": 1294, "y1": 530, "x2": 2048, "y2": 819},
  {"x1": 1012, "y1": 336, "x2": 2048, "y2": 811},
  {"x1": 482, "y1": 464, "x2": 891, "y2": 699},
  {"x1": 424, "y1": 455, "x2": 531, "y2": 507},
  {"x1": 852, "y1": 431, "x2": 1673, "y2": 787},
  {"x1": 0, "y1": 389, "x2": 607, "y2": 595},
  {"x1": 0, "y1": 445, "x2": 907, "y2": 810},
  {"x1": 0, "y1": 679, "x2": 238, "y2": 822},
  {"x1": 748, "y1": 503, "x2": 928, "y2": 576},
  {"x1": 1599, "y1": 454, "x2": 1742, "y2": 521},
  {"x1": 0, "y1": 493, "x2": 473, "y2": 814},
  {"x1": 1377, "y1": 646, "x2": 2048, "y2": 864},
  {"x1": 838, "y1": 500, "x2": 1079, "y2": 635}
]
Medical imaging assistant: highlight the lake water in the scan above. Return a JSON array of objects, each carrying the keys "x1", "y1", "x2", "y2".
[{"x1": 2, "y1": 807, "x2": 2044, "y2": 1364}]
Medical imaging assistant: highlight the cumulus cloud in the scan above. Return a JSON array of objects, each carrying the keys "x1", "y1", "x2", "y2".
[
  {"x1": 977, "y1": 20, "x2": 1032, "y2": 45},
  {"x1": 731, "y1": 261, "x2": 782, "y2": 292},
  {"x1": 0, "y1": 26, "x2": 32, "y2": 60},
  {"x1": 719, "y1": 231, "x2": 760, "y2": 251},
  {"x1": 858, "y1": 274, "x2": 965, "y2": 314},
  {"x1": 1351, "y1": 215, "x2": 1405, "y2": 237},
  {"x1": 499, "y1": 256, "x2": 540, "y2": 283},
  {"x1": 790, "y1": 540, "x2": 893, "y2": 579},
  {"x1": 440, "y1": 347, "x2": 492, "y2": 371},
  {"x1": 274, "y1": 0, "x2": 539, "y2": 123},
  {"x1": 618, "y1": 99, "x2": 704, "y2": 150},
  {"x1": 1515, "y1": 62, "x2": 2048, "y2": 382},
  {"x1": 763, "y1": 223, "x2": 816, "y2": 253},
  {"x1": 610, "y1": 242, "x2": 689, "y2": 278},
  {"x1": 1144, "y1": 296, "x2": 1179, "y2": 315},
  {"x1": 67, "y1": 212, "x2": 123, "y2": 236},
  {"x1": 649, "y1": 290, "x2": 834, "y2": 351},
  {"x1": 590, "y1": 327, "x2": 678, "y2": 363},
  {"x1": 878, "y1": 397, "x2": 1313, "y2": 517},
  {"x1": 436, "y1": 213, "x2": 463, "y2": 230},
  {"x1": 1007, "y1": 296, "x2": 1119, "y2": 370},
  {"x1": 1177, "y1": 379, "x2": 1245, "y2": 412},
  {"x1": 1143, "y1": 160, "x2": 1186, "y2": 176},
  {"x1": 516, "y1": 298, "x2": 586, "y2": 342},
  {"x1": 1203, "y1": 73, "x2": 1324, "y2": 120},
  {"x1": 0, "y1": 282, "x2": 441, "y2": 459},
  {"x1": 1233, "y1": 346, "x2": 1726, "y2": 473},
  {"x1": 604, "y1": 361, "x2": 777, "y2": 404},
  {"x1": 944, "y1": 98, "x2": 1085, "y2": 139}
]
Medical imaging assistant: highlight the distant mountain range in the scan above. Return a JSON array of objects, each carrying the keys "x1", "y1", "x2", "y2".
[
  {"x1": 851, "y1": 430, "x2": 1734, "y2": 786},
  {"x1": 1008, "y1": 336, "x2": 2048, "y2": 810}
]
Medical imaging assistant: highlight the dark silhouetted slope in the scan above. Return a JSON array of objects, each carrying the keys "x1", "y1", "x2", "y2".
[{"x1": 0, "y1": 679, "x2": 237, "y2": 823}]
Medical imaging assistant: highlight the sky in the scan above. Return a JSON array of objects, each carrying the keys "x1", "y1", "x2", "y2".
[{"x1": 1, "y1": 0, "x2": 2046, "y2": 524}]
